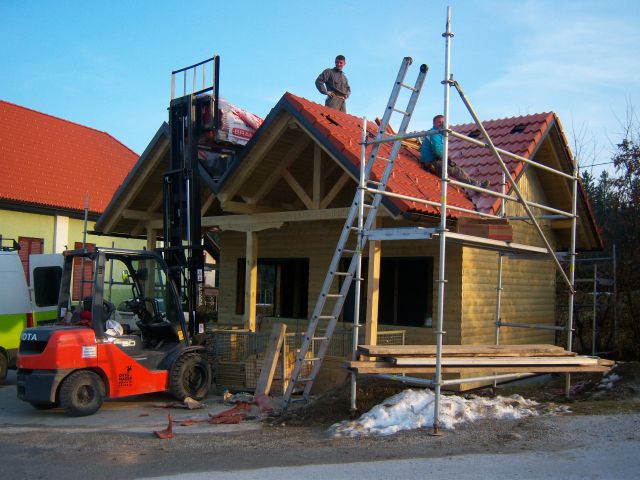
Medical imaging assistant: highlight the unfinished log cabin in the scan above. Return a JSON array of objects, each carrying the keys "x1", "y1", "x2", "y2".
[{"x1": 96, "y1": 92, "x2": 602, "y2": 391}]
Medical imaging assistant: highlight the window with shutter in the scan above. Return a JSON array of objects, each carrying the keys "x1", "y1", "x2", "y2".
[{"x1": 17, "y1": 236, "x2": 44, "y2": 284}]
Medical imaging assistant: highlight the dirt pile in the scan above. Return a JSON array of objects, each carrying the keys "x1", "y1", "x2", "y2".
[
  {"x1": 276, "y1": 362, "x2": 640, "y2": 426},
  {"x1": 277, "y1": 378, "x2": 408, "y2": 427}
]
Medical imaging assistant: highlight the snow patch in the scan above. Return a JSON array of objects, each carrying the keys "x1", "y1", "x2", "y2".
[
  {"x1": 329, "y1": 389, "x2": 555, "y2": 437},
  {"x1": 598, "y1": 373, "x2": 621, "y2": 390}
]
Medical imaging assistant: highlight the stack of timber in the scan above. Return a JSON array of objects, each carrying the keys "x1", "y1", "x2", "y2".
[{"x1": 346, "y1": 344, "x2": 614, "y2": 374}]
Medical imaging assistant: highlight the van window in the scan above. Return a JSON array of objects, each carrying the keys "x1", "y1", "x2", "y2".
[{"x1": 33, "y1": 266, "x2": 62, "y2": 307}]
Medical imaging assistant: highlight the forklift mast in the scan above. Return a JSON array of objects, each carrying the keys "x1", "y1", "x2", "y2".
[{"x1": 164, "y1": 56, "x2": 220, "y2": 341}]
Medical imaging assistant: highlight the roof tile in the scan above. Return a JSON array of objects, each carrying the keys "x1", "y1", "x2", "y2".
[
  {"x1": 0, "y1": 100, "x2": 138, "y2": 213},
  {"x1": 283, "y1": 93, "x2": 553, "y2": 218}
]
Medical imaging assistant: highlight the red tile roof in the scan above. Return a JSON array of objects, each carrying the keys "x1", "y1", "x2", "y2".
[
  {"x1": 284, "y1": 92, "x2": 557, "y2": 217},
  {"x1": 0, "y1": 100, "x2": 138, "y2": 214},
  {"x1": 285, "y1": 93, "x2": 475, "y2": 217},
  {"x1": 284, "y1": 93, "x2": 557, "y2": 218},
  {"x1": 450, "y1": 113, "x2": 555, "y2": 213}
]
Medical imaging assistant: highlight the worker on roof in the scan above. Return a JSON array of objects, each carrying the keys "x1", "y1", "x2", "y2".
[
  {"x1": 421, "y1": 115, "x2": 489, "y2": 189},
  {"x1": 315, "y1": 55, "x2": 351, "y2": 113}
]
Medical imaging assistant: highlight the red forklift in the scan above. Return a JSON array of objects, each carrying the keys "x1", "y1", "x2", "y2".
[
  {"x1": 16, "y1": 57, "x2": 229, "y2": 416},
  {"x1": 17, "y1": 247, "x2": 211, "y2": 415}
]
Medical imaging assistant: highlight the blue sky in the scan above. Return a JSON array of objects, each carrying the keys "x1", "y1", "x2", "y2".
[{"x1": 2, "y1": 0, "x2": 639, "y2": 176}]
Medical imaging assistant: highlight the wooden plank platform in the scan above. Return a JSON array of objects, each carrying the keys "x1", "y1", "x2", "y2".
[
  {"x1": 349, "y1": 344, "x2": 614, "y2": 376},
  {"x1": 391, "y1": 356, "x2": 600, "y2": 366},
  {"x1": 345, "y1": 361, "x2": 612, "y2": 374},
  {"x1": 358, "y1": 344, "x2": 574, "y2": 357}
]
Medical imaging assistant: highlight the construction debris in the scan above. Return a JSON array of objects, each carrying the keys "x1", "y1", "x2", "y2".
[
  {"x1": 152, "y1": 397, "x2": 205, "y2": 410},
  {"x1": 154, "y1": 414, "x2": 175, "y2": 439}
]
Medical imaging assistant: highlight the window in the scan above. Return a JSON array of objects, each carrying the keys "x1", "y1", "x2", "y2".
[
  {"x1": 32, "y1": 266, "x2": 63, "y2": 307},
  {"x1": 18, "y1": 236, "x2": 43, "y2": 284},
  {"x1": 342, "y1": 257, "x2": 433, "y2": 327},
  {"x1": 236, "y1": 258, "x2": 309, "y2": 319}
]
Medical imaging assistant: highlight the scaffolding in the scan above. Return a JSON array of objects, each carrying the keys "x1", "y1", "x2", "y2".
[
  {"x1": 349, "y1": 6, "x2": 580, "y2": 433},
  {"x1": 559, "y1": 246, "x2": 617, "y2": 355}
]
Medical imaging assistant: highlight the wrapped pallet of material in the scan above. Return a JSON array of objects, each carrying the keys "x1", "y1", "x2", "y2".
[{"x1": 215, "y1": 97, "x2": 263, "y2": 146}]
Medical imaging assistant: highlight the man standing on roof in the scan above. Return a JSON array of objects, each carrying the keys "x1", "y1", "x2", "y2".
[
  {"x1": 315, "y1": 55, "x2": 351, "y2": 113},
  {"x1": 421, "y1": 114, "x2": 489, "y2": 189}
]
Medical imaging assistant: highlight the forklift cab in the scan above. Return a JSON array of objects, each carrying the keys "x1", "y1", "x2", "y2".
[{"x1": 59, "y1": 247, "x2": 188, "y2": 354}]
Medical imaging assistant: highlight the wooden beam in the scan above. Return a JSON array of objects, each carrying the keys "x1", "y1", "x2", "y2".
[
  {"x1": 254, "y1": 323, "x2": 287, "y2": 397},
  {"x1": 320, "y1": 172, "x2": 350, "y2": 209},
  {"x1": 222, "y1": 201, "x2": 280, "y2": 214},
  {"x1": 244, "y1": 231, "x2": 258, "y2": 332},
  {"x1": 312, "y1": 144, "x2": 322, "y2": 209},
  {"x1": 102, "y1": 138, "x2": 168, "y2": 233},
  {"x1": 201, "y1": 192, "x2": 216, "y2": 216},
  {"x1": 358, "y1": 344, "x2": 571, "y2": 357},
  {"x1": 146, "y1": 227, "x2": 157, "y2": 251},
  {"x1": 365, "y1": 218, "x2": 381, "y2": 349},
  {"x1": 150, "y1": 207, "x2": 350, "y2": 230},
  {"x1": 391, "y1": 356, "x2": 600, "y2": 366},
  {"x1": 132, "y1": 190, "x2": 166, "y2": 236},
  {"x1": 220, "y1": 221, "x2": 284, "y2": 233},
  {"x1": 248, "y1": 136, "x2": 310, "y2": 204},
  {"x1": 282, "y1": 169, "x2": 314, "y2": 210},
  {"x1": 345, "y1": 361, "x2": 610, "y2": 374},
  {"x1": 122, "y1": 209, "x2": 163, "y2": 221},
  {"x1": 218, "y1": 113, "x2": 290, "y2": 204}
]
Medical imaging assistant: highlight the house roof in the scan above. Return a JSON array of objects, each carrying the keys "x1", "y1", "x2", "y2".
[
  {"x1": 282, "y1": 93, "x2": 477, "y2": 217},
  {"x1": 283, "y1": 93, "x2": 556, "y2": 217},
  {"x1": 95, "y1": 90, "x2": 601, "y2": 250},
  {"x1": 0, "y1": 100, "x2": 138, "y2": 214}
]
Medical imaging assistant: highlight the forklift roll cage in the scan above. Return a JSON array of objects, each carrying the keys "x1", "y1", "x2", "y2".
[{"x1": 60, "y1": 247, "x2": 189, "y2": 345}]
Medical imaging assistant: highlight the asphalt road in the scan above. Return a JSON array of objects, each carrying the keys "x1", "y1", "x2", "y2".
[
  {"x1": 0, "y1": 370, "x2": 258, "y2": 435},
  {"x1": 140, "y1": 441, "x2": 640, "y2": 480},
  {"x1": 1, "y1": 370, "x2": 639, "y2": 480}
]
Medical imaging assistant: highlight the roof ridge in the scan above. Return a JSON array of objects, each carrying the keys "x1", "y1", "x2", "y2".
[
  {"x1": 0, "y1": 99, "x2": 127, "y2": 144},
  {"x1": 450, "y1": 111, "x2": 554, "y2": 129}
]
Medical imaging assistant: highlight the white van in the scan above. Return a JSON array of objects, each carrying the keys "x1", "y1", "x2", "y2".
[{"x1": 0, "y1": 242, "x2": 63, "y2": 381}]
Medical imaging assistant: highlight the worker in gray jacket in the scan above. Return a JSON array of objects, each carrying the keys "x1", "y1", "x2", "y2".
[{"x1": 315, "y1": 55, "x2": 351, "y2": 112}]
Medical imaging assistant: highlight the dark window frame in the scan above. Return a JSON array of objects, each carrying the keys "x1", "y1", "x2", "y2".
[{"x1": 236, "y1": 258, "x2": 309, "y2": 319}]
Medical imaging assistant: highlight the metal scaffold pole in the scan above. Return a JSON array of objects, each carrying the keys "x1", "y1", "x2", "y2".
[
  {"x1": 349, "y1": 117, "x2": 368, "y2": 412},
  {"x1": 433, "y1": 4, "x2": 454, "y2": 435},
  {"x1": 565, "y1": 157, "x2": 578, "y2": 396},
  {"x1": 493, "y1": 173, "x2": 507, "y2": 388}
]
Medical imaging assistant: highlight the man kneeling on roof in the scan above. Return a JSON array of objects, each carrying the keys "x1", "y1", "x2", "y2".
[{"x1": 421, "y1": 114, "x2": 489, "y2": 189}]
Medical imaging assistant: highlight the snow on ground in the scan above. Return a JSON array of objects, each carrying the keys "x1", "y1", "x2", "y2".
[
  {"x1": 598, "y1": 372, "x2": 621, "y2": 390},
  {"x1": 330, "y1": 389, "x2": 568, "y2": 437}
]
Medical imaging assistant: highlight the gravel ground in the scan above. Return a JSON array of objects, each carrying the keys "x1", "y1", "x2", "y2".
[
  {"x1": 2, "y1": 411, "x2": 639, "y2": 479},
  {"x1": 1, "y1": 363, "x2": 638, "y2": 479}
]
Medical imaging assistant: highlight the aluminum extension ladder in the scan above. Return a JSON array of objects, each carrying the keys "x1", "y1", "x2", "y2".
[{"x1": 283, "y1": 57, "x2": 428, "y2": 407}]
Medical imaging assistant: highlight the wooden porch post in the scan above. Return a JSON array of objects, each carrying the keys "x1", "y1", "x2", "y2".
[
  {"x1": 146, "y1": 226, "x2": 157, "y2": 251},
  {"x1": 365, "y1": 230, "x2": 381, "y2": 347},
  {"x1": 244, "y1": 231, "x2": 258, "y2": 331}
]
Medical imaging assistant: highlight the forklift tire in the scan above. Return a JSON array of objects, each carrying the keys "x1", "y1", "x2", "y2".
[
  {"x1": 169, "y1": 353, "x2": 211, "y2": 401},
  {"x1": 59, "y1": 370, "x2": 105, "y2": 417},
  {"x1": 0, "y1": 352, "x2": 7, "y2": 382}
]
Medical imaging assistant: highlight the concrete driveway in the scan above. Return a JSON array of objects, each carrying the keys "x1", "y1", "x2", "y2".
[{"x1": 0, "y1": 370, "x2": 261, "y2": 435}]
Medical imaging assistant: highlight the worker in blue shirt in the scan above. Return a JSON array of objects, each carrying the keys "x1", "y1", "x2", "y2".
[{"x1": 421, "y1": 115, "x2": 489, "y2": 189}]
